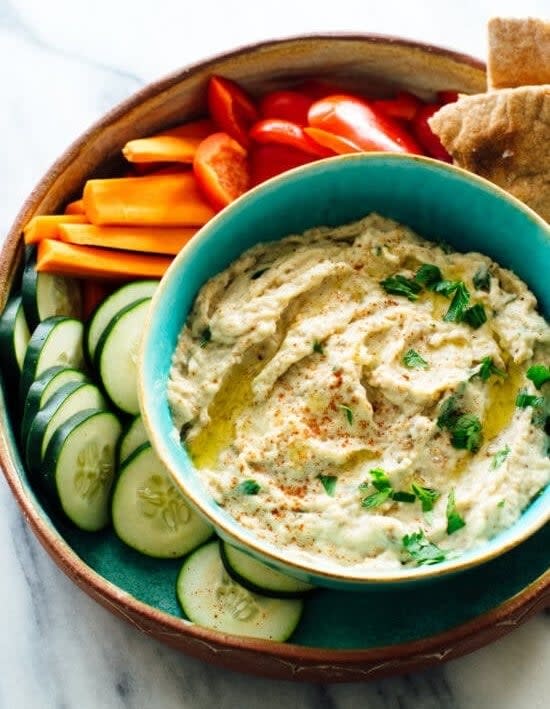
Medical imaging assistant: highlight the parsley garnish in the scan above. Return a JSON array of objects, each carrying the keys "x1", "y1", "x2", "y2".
[
  {"x1": 497, "y1": 499, "x2": 506, "y2": 508},
  {"x1": 312, "y1": 339, "x2": 324, "y2": 355},
  {"x1": 516, "y1": 391, "x2": 545, "y2": 408},
  {"x1": 446, "y1": 489, "x2": 466, "y2": 534},
  {"x1": 526, "y1": 364, "x2": 550, "y2": 390},
  {"x1": 402, "y1": 531, "x2": 446, "y2": 566},
  {"x1": 199, "y1": 326, "x2": 211, "y2": 348},
  {"x1": 402, "y1": 349, "x2": 429, "y2": 370},
  {"x1": 431, "y1": 279, "x2": 462, "y2": 297},
  {"x1": 370, "y1": 468, "x2": 392, "y2": 491},
  {"x1": 443, "y1": 282, "x2": 470, "y2": 322},
  {"x1": 235, "y1": 479, "x2": 260, "y2": 495},
  {"x1": 339, "y1": 404, "x2": 354, "y2": 425},
  {"x1": 411, "y1": 483, "x2": 440, "y2": 512},
  {"x1": 473, "y1": 266, "x2": 491, "y2": 292},
  {"x1": 462, "y1": 304, "x2": 487, "y2": 329},
  {"x1": 318, "y1": 474, "x2": 337, "y2": 496},
  {"x1": 491, "y1": 446, "x2": 510, "y2": 469},
  {"x1": 251, "y1": 267, "x2": 269, "y2": 280},
  {"x1": 380, "y1": 274, "x2": 422, "y2": 301},
  {"x1": 362, "y1": 490, "x2": 392, "y2": 508},
  {"x1": 437, "y1": 394, "x2": 462, "y2": 429},
  {"x1": 361, "y1": 469, "x2": 417, "y2": 508},
  {"x1": 415, "y1": 263, "x2": 442, "y2": 287},
  {"x1": 450, "y1": 413, "x2": 483, "y2": 452},
  {"x1": 391, "y1": 490, "x2": 417, "y2": 503},
  {"x1": 472, "y1": 356, "x2": 506, "y2": 382}
]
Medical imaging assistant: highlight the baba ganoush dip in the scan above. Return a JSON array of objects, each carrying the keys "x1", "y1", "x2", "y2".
[{"x1": 168, "y1": 214, "x2": 550, "y2": 571}]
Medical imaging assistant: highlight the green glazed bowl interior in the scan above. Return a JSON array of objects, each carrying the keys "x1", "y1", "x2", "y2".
[{"x1": 140, "y1": 153, "x2": 550, "y2": 589}]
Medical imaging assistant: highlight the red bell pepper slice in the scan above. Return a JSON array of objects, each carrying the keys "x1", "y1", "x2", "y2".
[
  {"x1": 437, "y1": 90, "x2": 460, "y2": 105},
  {"x1": 371, "y1": 91, "x2": 423, "y2": 121},
  {"x1": 411, "y1": 104, "x2": 451, "y2": 162},
  {"x1": 250, "y1": 119, "x2": 332, "y2": 157},
  {"x1": 259, "y1": 90, "x2": 313, "y2": 126},
  {"x1": 308, "y1": 95, "x2": 422, "y2": 155},
  {"x1": 193, "y1": 132, "x2": 250, "y2": 211},
  {"x1": 304, "y1": 127, "x2": 360, "y2": 154},
  {"x1": 207, "y1": 76, "x2": 258, "y2": 148},
  {"x1": 249, "y1": 144, "x2": 316, "y2": 186}
]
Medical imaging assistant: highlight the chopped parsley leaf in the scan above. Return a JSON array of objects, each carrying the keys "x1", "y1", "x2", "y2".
[
  {"x1": 402, "y1": 531, "x2": 446, "y2": 566},
  {"x1": 462, "y1": 304, "x2": 487, "y2": 329},
  {"x1": 318, "y1": 474, "x2": 337, "y2": 496},
  {"x1": 450, "y1": 413, "x2": 483, "y2": 452},
  {"x1": 446, "y1": 488, "x2": 466, "y2": 534},
  {"x1": 380, "y1": 274, "x2": 422, "y2": 301},
  {"x1": 235, "y1": 479, "x2": 260, "y2": 495},
  {"x1": 415, "y1": 263, "x2": 442, "y2": 287},
  {"x1": 437, "y1": 394, "x2": 462, "y2": 429},
  {"x1": 361, "y1": 489, "x2": 391, "y2": 508},
  {"x1": 411, "y1": 483, "x2": 440, "y2": 512},
  {"x1": 497, "y1": 499, "x2": 506, "y2": 509},
  {"x1": 251, "y1": 267, "x2": 269, "y2": 280},
  {"x1": 491, "y1": 446, "x2": 510, "y2": 470},
  {"x1": 199, "y1": 326, "x2": 212, "y2": 348},
  {"x1": 516, "y1": 390, "x2": 545, "y2": 408},
  {"x1": 312, "y1": 339, "x2": 325, "y2": 355},
  {"x1": 339, "y1": 404, "x2": 354, "y2": 425},
  {"x1": 526, "y1": 364, "x2": 550, "y2": 390},
  {"x1": 472, "y1": 356, "x2": 506, "y2": 382},
  {"x1": 402, "y1": 348, "x2": 429, "y2": 369},
  {"x1": 431, "y1": 279, "x2": 462, "y2": 297},
  {"x1": 391, "y1": 490, "x2": 416, "y2": 503},
  {"x1": 473, "y1": 266, "x2": 491, "y2": 292},
  {"x1": 443, "y1": 282, "x2": 470, "y2": 322}
]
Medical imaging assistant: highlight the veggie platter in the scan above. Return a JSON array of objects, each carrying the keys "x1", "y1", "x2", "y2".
[{"x1": 0, "y1": 35, "x2": 548, "y2": 682}]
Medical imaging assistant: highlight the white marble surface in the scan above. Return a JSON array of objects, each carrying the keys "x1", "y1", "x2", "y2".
[{"x1": 0, "y1": 0, "x2": 548, "y2": 706}]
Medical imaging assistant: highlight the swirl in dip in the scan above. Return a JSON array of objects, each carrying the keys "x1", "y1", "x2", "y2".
[{"x1": 168, "y1": 214, "x2": 550, "y2": 570}]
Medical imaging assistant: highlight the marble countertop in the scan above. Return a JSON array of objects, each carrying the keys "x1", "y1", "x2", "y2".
[{"x1": 0, "y1": 0, "x2": 548, "y2": 706}]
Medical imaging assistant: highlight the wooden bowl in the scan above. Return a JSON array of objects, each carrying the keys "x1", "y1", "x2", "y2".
[{"x1": 2, "y1": 34, "x2": 547, "y2": 682}]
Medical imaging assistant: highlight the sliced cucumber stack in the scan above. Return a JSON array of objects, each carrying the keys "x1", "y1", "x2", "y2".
[
  {"x1": 19, "y1": 316, "x2": 85, "y2": 404},
  {"x1": 43, "y1": 408, "x2": 122, "y2": 531},
  {"x1": 176, "y1": 542, "x2": 304, "y2": 641},
  {"x1": 26, "y1": 381, "x2": 106, "y2": 474},
  {"x1": 95, "y1": 297, "x2": 150, "y2": 414},
  {"x1": 0, "y1": 295, "x2": 30, "y2": 382},
  {"x1": 21, "y1": 366, "x2": 88, "y2": 445},
  {"x1": 118, "y1": 415, "x2": 148, "y2": 466},
  {"x1": 220, "y1": 542, "x2": 315, "y2": 598},
  {"x1": 22, "y1": 251, "x2": 82, "y2": 330},
  {"x1": 86, "y1": 279, "x2": 158, "y2": 362},
  {"x1": 112, "y1": 443, "x2": 213, "y2": 558}
]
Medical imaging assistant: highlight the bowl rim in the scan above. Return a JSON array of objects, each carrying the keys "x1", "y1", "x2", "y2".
[
  {"x1": 140, "y1": 151, "x2": 550, "y2": 587},
  {"x1": 1, "y1": 32, "x2": 547, "y2": 676}
]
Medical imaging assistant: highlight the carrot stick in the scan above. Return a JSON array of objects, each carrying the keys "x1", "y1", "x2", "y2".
[
  {"x1": 64, "y1": 199, "x2": 86, "y2": 215},
  {"x1": 57, "y1": 224, "x2": 198, "y2": 255},
  {"x1": 37, "y1": 240, "x2": 172, "y2": 280},
  {"x1": 23, "y1": 214, "x2": 88, "y2": 244},
  {"x1": 123, "y1": 136, "x2": 204, "y2": 163},
  {"x1": 83, "y1": 174, "x2": 215, "y2": 226}
]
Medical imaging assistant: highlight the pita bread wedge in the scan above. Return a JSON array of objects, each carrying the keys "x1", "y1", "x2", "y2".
[
  {"x1": 487, "y1": 17, "x2": 550, "y2": 89},
  {"x1": 429, "y1": 86, "x2": 550, "y2": 222}
]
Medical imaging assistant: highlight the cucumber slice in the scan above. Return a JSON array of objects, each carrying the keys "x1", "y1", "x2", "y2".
[
  {"x1": 0, "y1": 295, "x2": 30, "y2": 381},
  {"x1": 22, "y1": 251, "x2": 82, "y2": 330},
  {"x1": 118, "y1": 415, "x2": 148, "y2": 466},
  {"x1": 26, "y1": 381, "x2": 106, "y2": 474},
  {"x1": 112, "y1": 443, "x2": 213, "y2": 558},
  {"x1": 95, "y1": 298, "x2": 150, "y2": 414},
  {"x1": 220, "y1": 542, "x2": 315, "y2": 598},
  {"x1": 86, "y1": 280, "x2": 158, "y2": 362},
  {"x1": 21, "y1": 366, "x2": 88, "y2": 446},
  {"x1": 176, "y1": 541, "x2": 304, "y2": 641},
  {"x1": 19, "y1": 316, "x2": 84, "y2": 404},
  {"x1": 43, "y1": 408, "x2": 122, "y2": 531}
]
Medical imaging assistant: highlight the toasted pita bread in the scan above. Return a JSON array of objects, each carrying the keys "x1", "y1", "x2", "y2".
[
  {"x1": 429, "y1": 86, "x2": 550, "y2": 222},
  {"x1": 487, "y1": 17, "x2": 550, "y2": 89}
]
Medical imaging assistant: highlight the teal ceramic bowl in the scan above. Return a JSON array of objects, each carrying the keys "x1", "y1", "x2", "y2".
[{"x1": 139, "y1": 153, "x2": 550, "y2": 590}]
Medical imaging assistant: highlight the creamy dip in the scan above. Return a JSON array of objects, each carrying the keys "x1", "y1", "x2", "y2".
[{"x1": 168, "y1": 214, "x2": 550, "y2": 571}]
